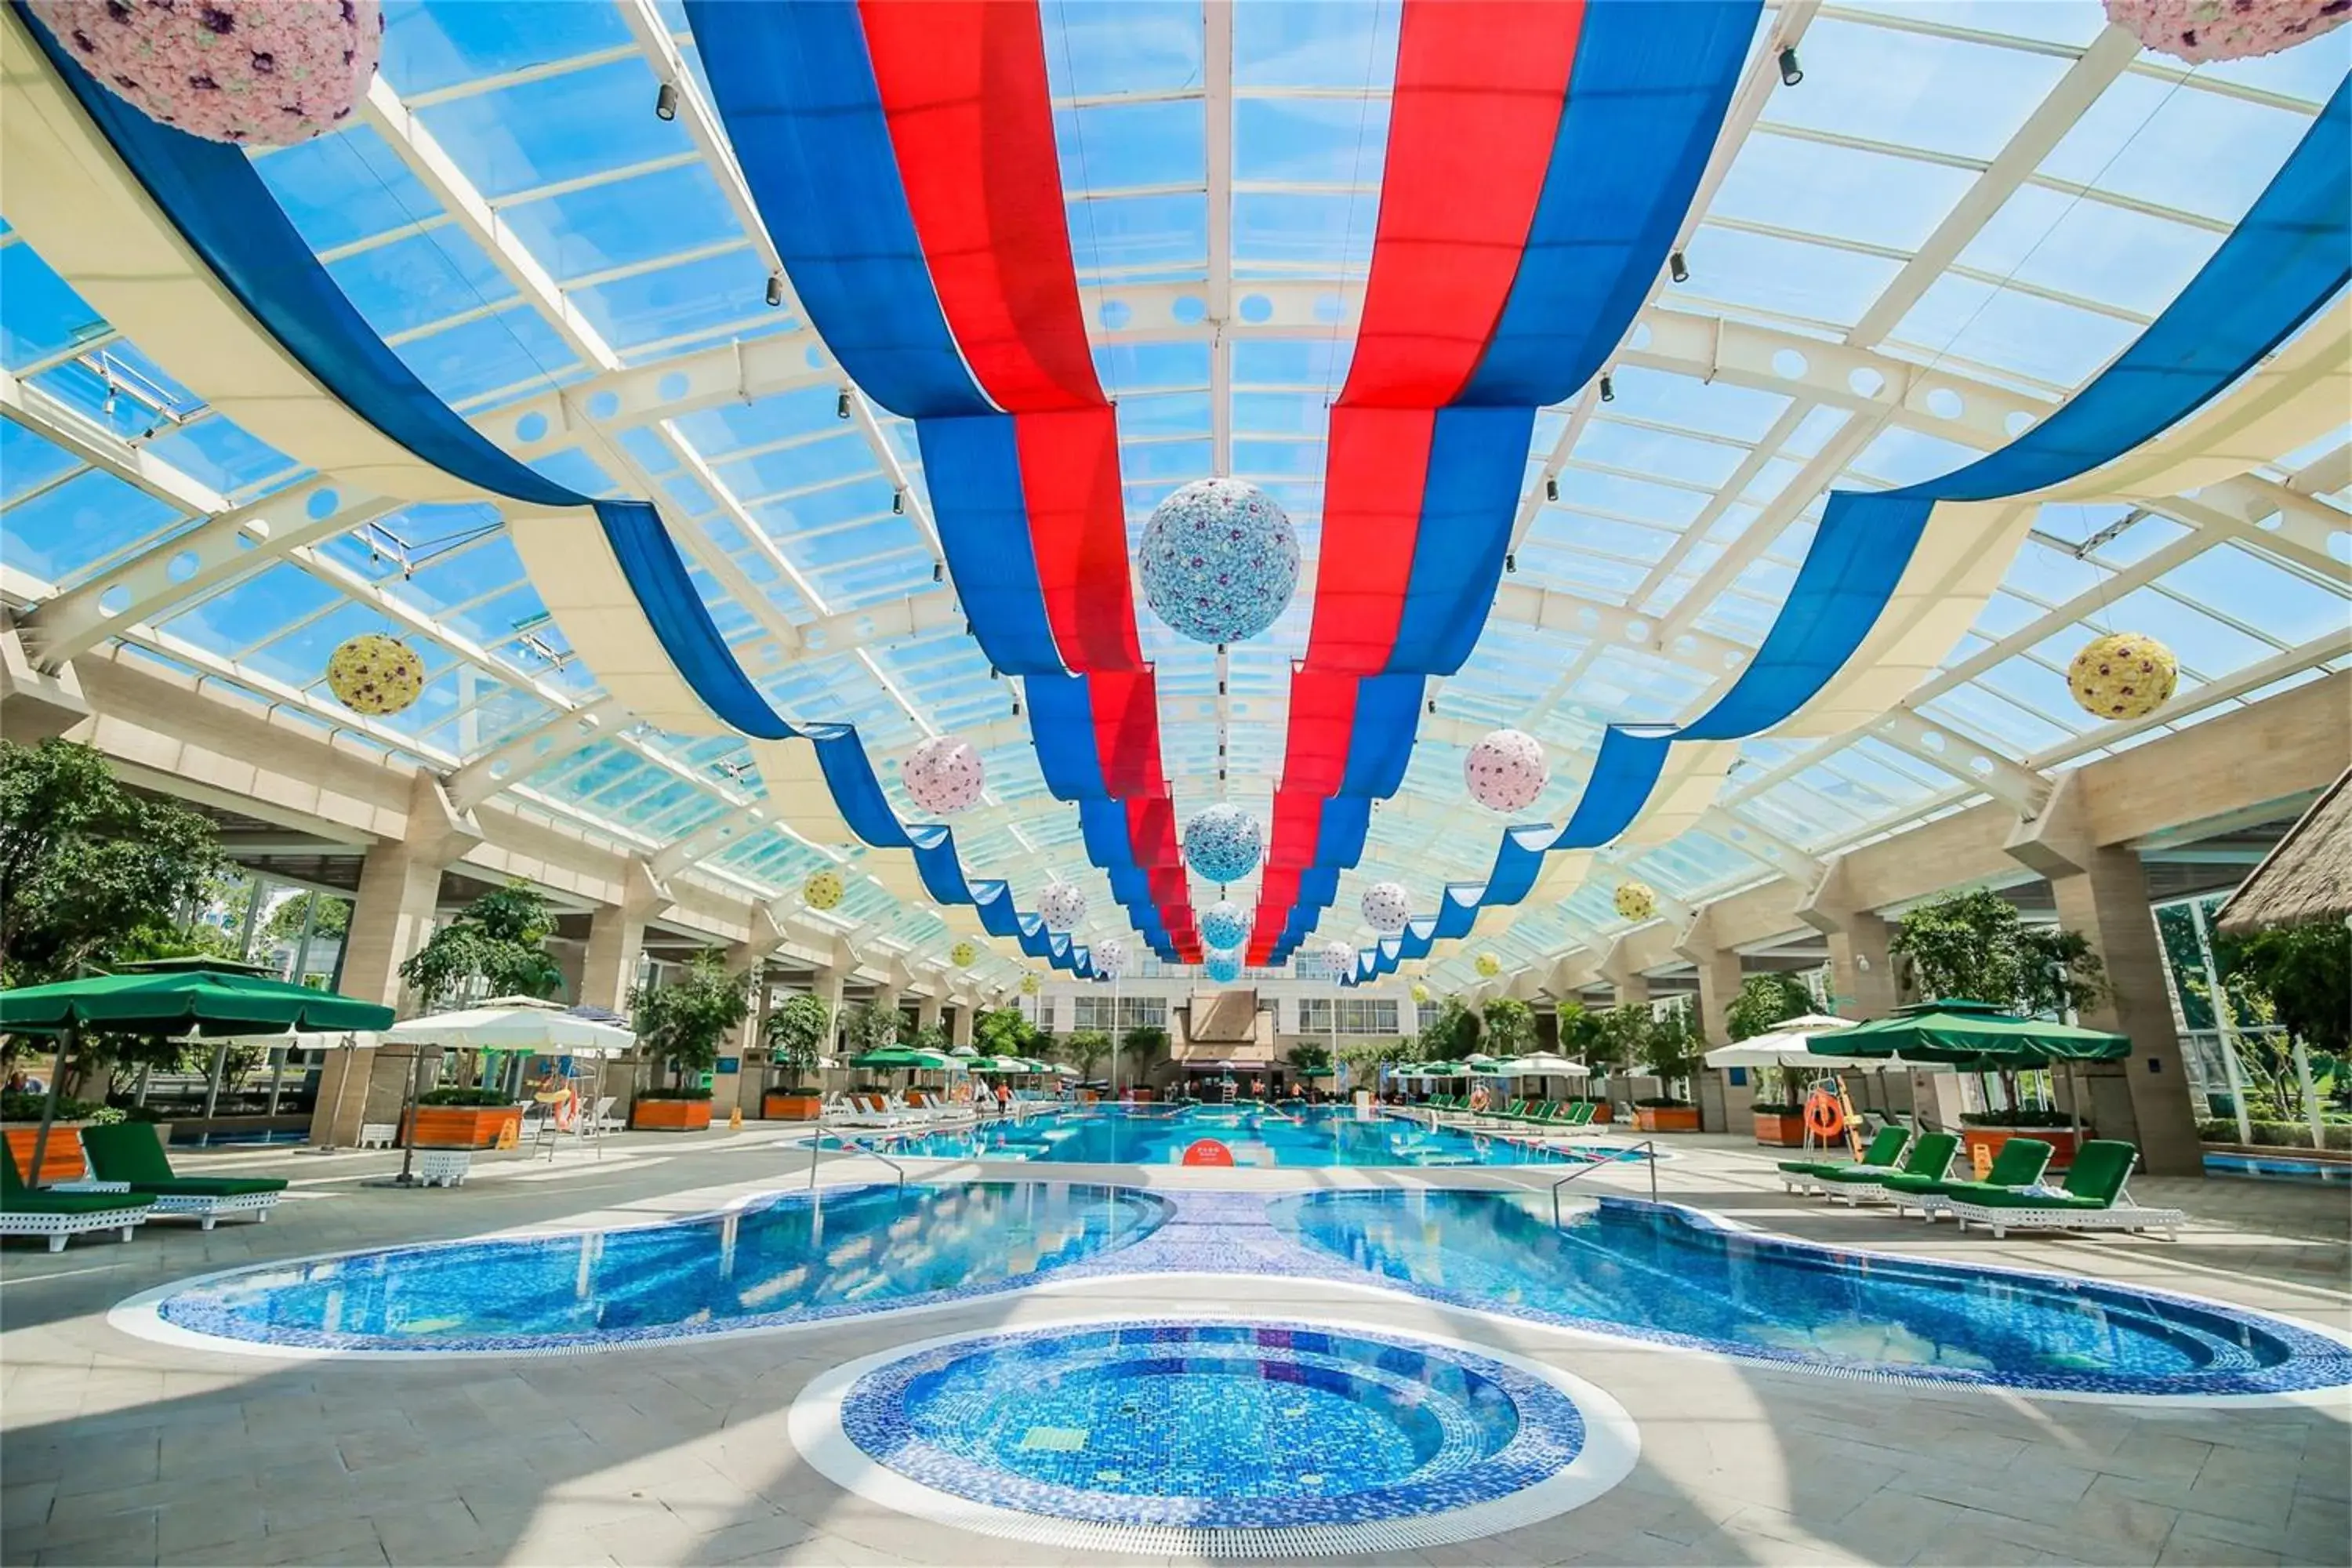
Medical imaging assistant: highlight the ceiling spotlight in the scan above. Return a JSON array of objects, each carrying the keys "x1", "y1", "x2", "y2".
[
  {"x1": 836, "y1": 389, "x2": 852, "y2": 419},
  {"x1": 101, "y1": 382, "x2": 118, "y2": 418},
  {"x1": 764, "y1": 270, "x2": 786, "y2": 308},
  {"x1": 654, "y1": 81, "x2": 679, "y2": 122},
  {"x1": 1011, "y1": 696, "x2": 1022, "y2": 717},
  {"x1": 1777, "y1": 45, "x2": 1802, "y2": 86},
  {"x1": 1504, "y1": 552, "x2": 1517, "y2": 574},
  {"x1": 1544, "y1": 474, "x2": 1559, "y2": 503},
  {"x1": 892, "y1": 488, "x2": 906, "y2": 516},
  {"x1": 932, "y1": 560, "x2": 945, "y2": 583},
  {"x1": 1669, "y1": 250, "x2": 1690, "y2": 285}
]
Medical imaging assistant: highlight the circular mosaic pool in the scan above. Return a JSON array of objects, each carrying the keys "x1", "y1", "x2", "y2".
[{"x1": 789, "y1": 1316, "x2": 1639, "y2": 1556}]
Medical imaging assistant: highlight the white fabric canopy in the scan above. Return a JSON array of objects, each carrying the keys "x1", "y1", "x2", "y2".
[
  {"x1": 1703, "y1": 1015, "x2": 1875, "y2": 1071},
  {"x1": 1499, "y1": 1052, "x2": 1590, "y2": 1078},
  {"x1": 382, "y1": 998, "x2": 637, "y2": 1054}
]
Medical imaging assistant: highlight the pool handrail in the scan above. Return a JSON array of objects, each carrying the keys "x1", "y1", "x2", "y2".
[
  {"x1": 1552, "y1": 1140, "x2": 1657, "y2": 1222},
  {"x1": 807, "y1": 1121, "x2": 909, "y2": 1191}
]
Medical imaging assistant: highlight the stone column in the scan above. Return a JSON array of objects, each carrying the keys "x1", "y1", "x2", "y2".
[
  {"x1": 1798, "y1": 855, "x2": 1900, "y2": 1019},
  {"x1": 1675, "y1": 913, "x2": 1746, "y2": 1132},
  {"x1": 811, "y1": 963, "x2": 848, "y2": 1056},
  {"x1": 2007, "y1": 774, "x2": 2201, "y2": 1177},
  {"x1": 950, "y1": 1004, "x2": 975, "y2": 1049},
  {"x1": 580, "y1": 859, "x2": 670, "y2": 1014},
  {"x1": 917, "y1": 993, "x2": 945, "y2": 1036}
]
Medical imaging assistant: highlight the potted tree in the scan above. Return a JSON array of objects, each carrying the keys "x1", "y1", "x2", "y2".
[
  {"x1": 628, "y1": 953, "x2": 747, "y2": 1131},
  {"x1": 394, "y1": 881, "x2": 565, "y2": 1146},
  {"x1": 1119, "y1": 1024, "x2": 1168, "y2": 1102},
  {"x1": 1633, "y1": 1004, "x2": 1704, "y2": 1133},
  {"x1": 1064, "y1": 1029, "x2": 1111, "y2": 1099},
  {"x1": 1726, "y1": 973, "x2": 1817, "y2": 1146},
  {"x1": 762, "y1": 993, "x2": 832, "y2": 1120},
  {"x1": 1893, "y1": 889, "x2": 2105, "y2": 1168}
]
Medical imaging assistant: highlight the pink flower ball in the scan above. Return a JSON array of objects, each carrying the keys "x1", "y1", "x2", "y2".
[
  {"x1": 902, "y1": 735, "x2": 984, "y2": 815},
  {"x1": 2103, "y1": 0, "x2": 2347, "y2": 63},
  {"x1": 33, "y1": 0, "x2": 385, "y2": 147},
  {"x1": 1464, "y1": 728, "x2": 1548, "y2": 813}
]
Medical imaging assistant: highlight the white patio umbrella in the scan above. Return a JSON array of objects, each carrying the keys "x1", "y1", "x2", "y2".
[
  {"x1": 381, "y1": 997, "x2": 637, "y2": 1053},
  {"x1": 1703, "y1": 1015, "x2": 1880, "y2": 1071},
  {"x1": 1499, "y1": 1051, "x2": 1590, "y2": 1079}
]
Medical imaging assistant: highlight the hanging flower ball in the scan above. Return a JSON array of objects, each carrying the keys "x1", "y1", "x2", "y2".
[
  {"x1": 1039, "y1": 881, "x2": 1087, "y2": 931},
  {"x1": 1094, "y1": 938, "x2": 1127, "y2": 978},
  {"x1": 1019, "y1": 972, "x2": 1040, "y2": 996},
  {"x1": 901, "y1": 735, "x2": 985, "y2": 815},
  {"x1": 31, "y1": 0, "x2": 386, "y2": 147},
  {"x1": 325, "y1": 632, "x2": 424, "y2": 716},
  {"x1": 1184, "y1": 804, "x2": 1264, "y2": 884},
  {"x1": 1474, "y1": 953, "x2": 1501, "y2": 978},
  {"x1": 804, "y1": 867, "x2": 845, "y2": 911},
  {"x1": 2103, "y1": 0, "x2": 2347, "y2": 63},
  {"x1": 1199, "y1": 899, "x2": 1250, "y2": 952},
  {"x1": 949, "y1": 940, "x2": 978, "y2": 968},
  {"x1": 1138, "y1": 478, "x2": 1301, "y2": 645},
  {"x1": 1323, "y1": 939, "x2": 1356, "y2": 978},
  {"x1": 1613, "y1": 880, "x2": 1657, "y2": 923},
  {"x1": 1361, "y1": 880, "x2": 1410, "y2": 935},
  {"x1": 1411, "y1": 983, "x2": 1432, "y2": 1004},
  {"x1": 1205, "y1": 950, "x2": 1241, "y2": 985},
  {"x1": 2067, "y1": 632, "x2": 2179, "y2": 720},
  {"x1": 1464, "y1": 728, "x2": 1548, "y2": 813}
]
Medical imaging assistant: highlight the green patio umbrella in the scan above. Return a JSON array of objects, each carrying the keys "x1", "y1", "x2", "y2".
[
  {"x1": 0, "y1": 958, "x2": 394, "y2": 1189},
  {"x1": 1806, "y1": 999, "x2": 2129, "y2": 1068}
]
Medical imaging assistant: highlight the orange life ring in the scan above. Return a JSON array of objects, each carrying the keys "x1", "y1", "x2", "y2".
[
  {"x1": 952, "y1": 1080, "x2": 973, "y2": 1104},
  {"x1": 553, "y1": 1090, "x2": 579, "y2": 1132},
  {"x1": 1468, "y1": 1086, "x2": 1490, "y2": 1114},
  {"x1": 1803, "y1": 1090, "x2": 1845, "y2": 1139}
]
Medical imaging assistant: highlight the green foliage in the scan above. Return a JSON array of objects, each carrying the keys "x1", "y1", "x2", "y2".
[
  {"x1": 262, "y1": 891, "x2": 350, "y2": 944},
  {"x1": 908, "y1": 1022, "x2": 949, "y2": 1056},
  {"x1": 1583, "y1": 1005, "x2": 1653, "y2": 1073},
  {"x1": 764, "y1": 993, "x2": 833, "y2": 1085},
  {"x1": 1415, "y1": 996, "x2": 1482, "y2": 1060},
  {"x1": 638, "y1": 1085, "x2": 714, "y2": 1102},
  {"x1": 1555, "y1": 1003, "x2": 1598, "y2": 1055},
  {"x1": 1119, "y1": 1023, "x2": 1168, "y2": 1073},
  {"x1": 1725, "y1": 972, "x2": 1817, "y2": 1041},
  {"x1": 1889, "y1": 888, "x2": 2103, "y2": 1016},
  {"x1": 0, "y1": 738, "x2": 225, "y2": 986},
  {"x1": 418, "y1": 1086, "x2": 516, "y2": 1107},
  {"x1": 1287, "y1": 1041, "x2": 1332, "y2": 1073},
  {"x1": 841, "y1": 1000, "x2": 905, "y2": 1058},
  {"x1": 1, "y1": 1091, "x2": 110, "y2": 1122},
  {"x1": 630, "y1": 953, "x2": 748, "y2": 1083},
  {"x1": 1479, "y1": 996, "x2": 1535, "y2": 1057},
  {"x1": 397, "y1": 881, "x2": 564, "y2": 1007},
  {"x1": 1063, "y1": 1029, "x2": 1112, "y2": 1080},
  {"x1": 1637, "y1": 1000, "x2": 1704, "y2": 1085},
  {"x1": 2220, "y1": 921, "x2": 2351, "y2": 1057},
  {"x1": 1958, "y1": 1107, "x2": 2073, "y2": 1127},
  {"x1": 975, "y1": 1006, "x2": 1039, "y2": 1057}
]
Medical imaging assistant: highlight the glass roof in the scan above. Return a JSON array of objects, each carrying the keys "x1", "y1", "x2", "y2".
[{"x1": 2, "y1": 2, "x2": 2344, "y2": 990}]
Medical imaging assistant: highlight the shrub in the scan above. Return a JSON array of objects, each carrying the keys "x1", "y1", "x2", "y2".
[
  {"x1": 0, "y1": 1091, "x2": 107, "y2": 1122},
  {"x1": 1959, "y1": 1107, "x2": 2072, "y2": 1128},
  {"x1": 418, "y1": 1087, "x2": 516, "y2": 1107},
  {"x1": 1748, "y1": 1102, "x2": 1803, "y2": 1116},
  {"x1": 638, "y1": 1086, "x2": 713, "y2": 1102},
  {"x1": 1634, "y1": 1094, "x2": 1690, "y2": 1109}
]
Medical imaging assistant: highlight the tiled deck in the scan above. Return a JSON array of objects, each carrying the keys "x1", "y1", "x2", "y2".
[{"x1": 3, "y1": 1127, "x2": 2345, "y2": 1566}]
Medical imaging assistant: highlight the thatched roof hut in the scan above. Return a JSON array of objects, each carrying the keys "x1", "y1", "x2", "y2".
[{"x1": 2217, "y1": 768, "x2": 2352, "y2": 935}]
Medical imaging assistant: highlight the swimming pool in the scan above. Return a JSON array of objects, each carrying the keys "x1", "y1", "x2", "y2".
[
  {"x1": 790, "y1": 1316, "x2": 1640, "y2": 1555},
  {"x1": 132, "y1": 1181, "x2": 1166, "y2": 1354},
  {"x1": 1272, "y1": 1189, "x2": 2352, "y2": 1397},
  {"x1": 827, "y1": 1105, "x2": 1628, "y2": 1167}
]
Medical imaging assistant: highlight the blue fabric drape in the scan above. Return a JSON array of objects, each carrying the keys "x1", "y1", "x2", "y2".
[{"x1": 20, "y1": 7, "x2": 1094, "y2": 967}]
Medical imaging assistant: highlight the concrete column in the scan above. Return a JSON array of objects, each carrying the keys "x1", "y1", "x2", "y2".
[
  {"x1": 873, "y1": 984, "x2": 902, "y2": 1033},
  {"x1": 1602, "y1": 938, "x2": 1651, "y2": 1008},
  {"x1": 1798, "y1": 855, "x2": 1900, "y2": 1018},
  {"x1": 0, "y1": 626, "x2": 90, "y2": 742},
  {"x1": 2008, "y1": 773, "x2": 2202, "y2": 1177},
  {"x1": 339, "y1": 841, "x2": 444, "y2": 1011},
  {"x1": 917, "y1": 993, "x2": 944, "y2": 1035},
  {"x1": 1675, "y1": 913, "x2": 1744, "y2": 1047},
  {"x1": 812, "y1": 964, "x2": 847, "y2": 1054},
  {"x1": 728, "y1": 972, "x2": 770, "y2": 1118},
  {"x1": 950, "y1": 1004, "x2": 975, "y2": 1049},
  {"x1": 580, "y1": 859, "x2": 670, "y2": 1014}
]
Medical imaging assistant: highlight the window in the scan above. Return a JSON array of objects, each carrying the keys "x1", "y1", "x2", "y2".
[
  {"x1": 1073, "y1": 995, "x2": 1167, "y2": 1033},
  {"x1": 1297, "y1": 998, "x2": 1400, "y2": 1035}
]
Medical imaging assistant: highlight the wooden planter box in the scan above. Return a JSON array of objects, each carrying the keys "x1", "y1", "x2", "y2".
[
  {"x1": 764, "y1": 1091, "x2": 823, "y2": 1122},
  {"x1": 4, "y1": 1123, "x2": 90, "y2": 1184},
  {"x1": 1635, "y1": 1105, "x2": 1701, "y2": 1134},
  {"x1": 1580, "y1": 1102, "x2": 1615, "y2": 1124},
  {"x1": 1963, "y1": 1125, "x2": 2080, "y2": 1174},
  {"x1": 631, "y1": 1098, "x2": 713, "y2": 1132},
  {"x1": 406, "y1": 1105, "x2": 523, "y2": 1149},
  {"x1": 1752, "y1": 1112, "x2": 1809, "y2": 1146}
]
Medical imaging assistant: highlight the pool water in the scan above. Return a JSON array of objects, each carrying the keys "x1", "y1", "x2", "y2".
[
  {"x1": 151, "y1": 1182, "x2": 1165, "y2": 1352},
  {"x1": 837, "y1": 1105, "x2": 1621, "y2": 1167},
  {"x1": 1273, "y1": 1189, "x2": 2352, "y2": 1396},
  {"x1": 834, "y1": 1321, "x2": 1588, "y2": 1531}
]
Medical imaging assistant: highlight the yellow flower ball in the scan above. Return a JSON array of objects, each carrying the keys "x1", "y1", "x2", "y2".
[
  {"x1": 1020, "y1": 973, "x2": 1040, "y2": 996},
  {"x1": 1474, "y1": 953, "x2": 1501, "y2": 978},
  {"x1": 949, "y1": 940, "x2": 978, "y2": 967},
  {"x1": 1410, "y1": 983, "x2": 1431, "y2": 1003},
  {"x1": 804, "y1": 869, "x2": 845, "y2": 910},
  {"x1": 2067, "y1": 633, "x2": 2178, "y2": 720},
  {"x1": 1613, "y1": 881, "x2": 1657, "y2": 922},
  {"x1": 325, "y1": 633, "x2": 424, "y2": 717}
]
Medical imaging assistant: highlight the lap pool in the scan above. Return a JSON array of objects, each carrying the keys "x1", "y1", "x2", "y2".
[
  {"x1": 826, "y1": 1105, "x2": 1628, "y2": 1167},
  {"x1": 129, "y1": 1181, "x2": 1165, "y2": 1354},
  {"x1": 1272, "y1": 1189, "x2": 2352, "y2": 1398}
]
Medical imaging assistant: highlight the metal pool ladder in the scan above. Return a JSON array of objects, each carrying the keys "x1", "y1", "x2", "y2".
[
  {"x1": 807, "y1": 1123, "x2": 909, "y2": 1190},
  {"x1": 1551, "y1": 1140, "x2": 1657, "y2": 1225}
]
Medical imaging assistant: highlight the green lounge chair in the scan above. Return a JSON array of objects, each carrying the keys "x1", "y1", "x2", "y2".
[
  {"x1": 1777, "y1": 1125, "x2": 1908, "y2": 1194},
  {"x1": 80, "y1": 1124, "x2": 286, "y2": 1230},
  {"x1": 1544, "y1": 1102, "x2": 1599, "y2": 1136},
  {"x1": 1944, "y1": 1140, "x2": 2184, "y2": 1240},
  {"x1": 1881, "y1": 1138, "x2": 2053, "y2": 1221},
  {"x1": 1, "y1": 1145, "x2": 154, "y2": 1252},
  {"x1": 1821, "y1": 1132, "x2": 1958, "y2": 1206}
]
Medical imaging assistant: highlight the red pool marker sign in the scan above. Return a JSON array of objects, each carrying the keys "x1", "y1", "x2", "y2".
[{"x1": 1181, "y1": 1138, "x2": 1237, "y2": 1167}]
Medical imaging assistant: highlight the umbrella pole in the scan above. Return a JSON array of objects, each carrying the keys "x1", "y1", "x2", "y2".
[{"x1": 26, "y1": 1020, "x2": 74, "y2": 1190}]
